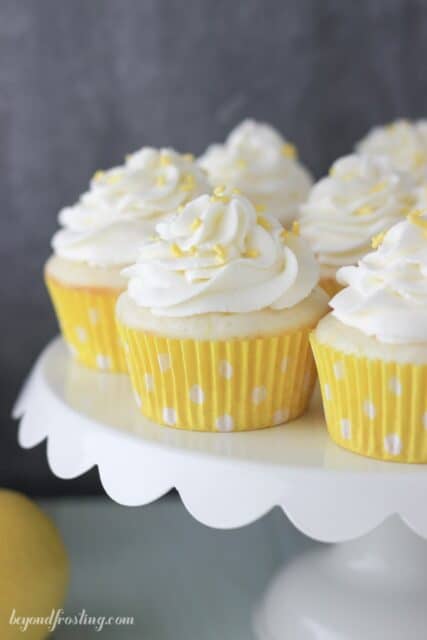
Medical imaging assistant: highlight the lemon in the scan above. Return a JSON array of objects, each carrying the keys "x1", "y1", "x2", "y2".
[{"x1": 0, "y1": 490, "x2": 69, "y2": 639}]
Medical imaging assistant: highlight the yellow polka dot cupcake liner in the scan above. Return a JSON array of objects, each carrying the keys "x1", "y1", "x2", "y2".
[
  {"x1": 117, "y1": 321, "x2": 317, "y2": 432},
  {"x1": 45, "y1": 275, "x2": 127, "y2": 373},
  {"x1": 310, "y1": 335, "x2": 427, "y2": 463},
  {"x1": 319, "y1": 277, "x2": 343, "y2": 298}
]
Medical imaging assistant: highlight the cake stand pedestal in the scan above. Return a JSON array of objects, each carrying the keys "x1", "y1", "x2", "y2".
[{"x1": 13, "y1": 338, "x2": 427, "y2": 640}]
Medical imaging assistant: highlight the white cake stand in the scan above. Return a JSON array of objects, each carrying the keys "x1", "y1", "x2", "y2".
[{"x1": 13, "y1": 338, "x2": 427, "y2": 639}]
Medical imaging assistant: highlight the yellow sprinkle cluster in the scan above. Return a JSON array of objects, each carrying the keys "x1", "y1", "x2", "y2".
[
  {"x1": 170, "y1": 243, "x2": 184, "y2": 257},
  {"x1": 214, "y1": 244, "x2": 227, "y2": 263},
  {"x1": 257, "y1": 215, "x2": 272, "y2": 231},
  {"x1": 180, "y1": 174, "x2": 196, "y2": 192},
  {"x1": 105, "y1": 173, "x2": 122, "y2": 186},
  {"x1": 282, "y1": 142, "x2": 297, "y2": 159},
  {"x1": 190, "y1": 217, "x2": 202, "y2": 231},
  {"x1": 159, "y1": 154, "x2": 172, "y2": 167},
  {"x1": 243, "y1": 248, "x2": 260, "y2": 258},
  {"x1": 354, "y1": 205, "x2": 374, "y2": 216},
  {"x1": 371, "y1": 231, "x2": 386, "y2": 249},
  {"x1": 254, "y1": 203, "x2": 266, "y2": 213},
  {"x1": 280, "y1": 220, "x2": 300, "y2": 241},
  {"x1": 93, "y1": 170, "x2": 105, "y2": 181},
  {"x1": 156, "y1": 174, "x2": 167, "y2": 187},
  {"x1": 407, "y1": 209, "x2": 427, "y2": 234},
  {"x1": 210, "y1": 185, "x2": 230, "y2": 203},
  {"x1": 369, "y1": 181, "x2": 387, "y2": 194}
]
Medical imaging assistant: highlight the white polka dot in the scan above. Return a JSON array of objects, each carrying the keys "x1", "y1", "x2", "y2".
[
  {"x1": 280, "y1": 357, "x2": 289, "y2": 373},
  {"x1": 216, "y1": 414, "x2": 234, "y2": 432},
  {"x1": 219, "y1": 360, "x2": 233, "y2": 379},
  {"x1": 340, "y1": 418, "x2": 352, "y2": 440},
  {"x1": 75, "y1": 326, "x2": 87, "y2": 342},
  {"x1": 272, "y1": 408, "x2": 290, "y2": 425},
  {"x1": 189, "y1": 384, "x2": 204, "y2": 404},
  {"x1": 252, "y1": 386, "x2": 267, "y2": 405},
  {"x1": 384, "y1": 433, "x2": 402, "y2": 456},
  {"x1": 158, "y1": 353, "x2": 171, "y2": 372},
  {"x1": 163, "y1": 408, "x2": 177, "y2": 426},
  {"x1": 389, "y1": 376, "x2": 402, "y2": 396},
  {"x1": 96, "y1": 354, "x2": 111, "y2": 370},
  {"x1": 333, "y1": 362, "x2": 345, "y2": 379},
  {"x1": 88, "y1": 308, "x2": 99, "y2": 325},
  {"x1": 363, "y1": 400, "x2": 376, "y2": 420},
  {"x1": 324, "y1": 384, "x2": 332, "y2": 401},
  {"x1": 144, "y1": 373, "x2": 154, "y2": 392},
  {"x1": 423, "y1": 412, "x2": 427, "y2": 430},
  {"x1": 134, "y1": 391, "x2": 142, "y2": 408}
]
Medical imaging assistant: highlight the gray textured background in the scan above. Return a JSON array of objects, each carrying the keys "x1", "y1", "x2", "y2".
[{"x1": 2, "y1": 0, "x2": 427, "y2": 495}]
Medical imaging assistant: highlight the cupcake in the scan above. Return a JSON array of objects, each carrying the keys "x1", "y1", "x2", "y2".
[
  {"x1": 299, "y1": 154, "x2": 416, "y2": 297},
  {"x1": 45, "y1": 148, "x2": 209, "y2": 372},
  {"x1": 356, "y1": 119, "x2": 427, "y2": 184},
  {"x1": 116, "y1": 188, "x2": 328, "y2": 431},
  {"x1": 311, "y1": 210, "x2": 427, "y2": 462},
  {"x1": 198, "y1": 119, "x2": 313, "y2": 227}
]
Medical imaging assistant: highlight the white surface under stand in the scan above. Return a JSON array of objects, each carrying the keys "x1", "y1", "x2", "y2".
[{"x1": 13, "y1": 338, "x2": 427, "y2": 640}]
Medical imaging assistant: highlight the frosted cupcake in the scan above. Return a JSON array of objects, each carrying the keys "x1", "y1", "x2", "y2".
[
  {"x1": 45, "y1": 148, "x2": 209, "y2": 372},
  {"x1": 198, "y1": 119, "x2": 313, "y2": 227},
  {"x1": 311, "y1": 210, "x2": 427, "y2": 462},
  {"x1": 356, "y1": 119, "x2": 427, "y2": 184},
  {"x1": 117, "y1": 189, "x2": 328, "y2": 431},
  {"x1": 299, "y1": 154, "x2": 416, "y2": 296}
]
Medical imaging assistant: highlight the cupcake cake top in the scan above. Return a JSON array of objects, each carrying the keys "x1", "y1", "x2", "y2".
[
  {"x1": 198, "y1": 119, "x2": 313, "y2": 227},
  {"x1": 299, "y1": 154, "x2": 416, "y2": 269},
  {"x1": 330, "y1": 210, "x2": 427, "y2": 344},
  {"x1": 52, "y1": 148, "x2": 209, "y2": 267},
  {"x1": 356, "y1": 119, "x2": 427, "y2": 183},
  {"x1": 124, "y1": 188, "x2": 319, "y2": 317}
]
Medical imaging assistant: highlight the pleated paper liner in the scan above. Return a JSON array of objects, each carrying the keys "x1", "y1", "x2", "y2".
[
  {"x1": 319, "y1": 277, "x2": 343, "y2": 298},
  {"x1": 310, "y1": 335, "x2": 427, "y2": 463},
  {"x1": 45, "y1": 275, "x2": 128, "y2": 373},
  {"x1": 117, "y1": 321, "x2": 318, "y2": 431}
]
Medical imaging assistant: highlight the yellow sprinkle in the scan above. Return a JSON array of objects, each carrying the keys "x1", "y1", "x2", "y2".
[
  {"x1": 170, "y1": 243, "x2": 184, "y2": 257},
  {"x1": 369, "y1": 181, "x2": 387, "y2": 194},
  {"x1": 105, "y1": 174, "x2": 122, "y2": 185},
  {"x1": 255, "y1": 203, "x2": 266, "y2": 213},
  {"x1": 183, "y1": 153, "x2": 195, "y2": 162},
  {"x1": 282, "y1": 142, "x2": 297, "y2": 159},
  {"x1": 236, "y1": 159, "x2": 247, "y2": 169},
  {"x1": 189, "y1": 246, "x2": 199, "y2": 256},
  {"x1": 413, "y1": 151, "x2": 426, "y2": 167},
  {"x1": 190, "y1": 217, "x2": 202, "y2": 231},
  {"x1": 156, "y1": 174, "x2": 166, "y2": 187},
  {"x1": 354, "y1": 205, "x2": 374, "y2": 216},
  {"x1": 92, "y1": 170, "x2": 105, "y2": 181},
  {"x1": 231, "y1": 188, "x2": 241, "y2": 195},
  {"x1": 180, "y1": 174, "x2": 196, "y2": 192},
  {"x1": 244, "y1": 248, "x2": 260, "y2": 258},
  {"x1": 214, "y1": 244, "x2": 227, "y2": 263},
  {"x1": 403, "y1": 195, "x2": 416, "y2": 207},
  {"x1": 280, "y1": 229, "x2": 289, "y2": 241},
  {"x1": 159, "y1": 154, "x2": 171, "y2": 167},
  {"x1": 371, "y1": 231, "x2": 386, "y2": 249},
  {"x1": 291, "y1": 220, "x2": 300, "y2": 236},
  {"x1": 407, "y1": 209, "x2": 427, "y2": 232},
  {"x1": 257, "y1": 215, "x2": 272, "y2": 231},
  {"x1": 213, "y1": 185, "x2": 227, "y2": 197}
]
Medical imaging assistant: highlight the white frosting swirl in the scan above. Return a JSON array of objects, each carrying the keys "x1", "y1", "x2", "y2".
[
  {"x1": 52, "y1": 148, "x2": 209, "y2": 266},
  {"x1": 198, "y1": 119, "x2": 313, "y2": 226},
  {"x1": 299, "y1": 154, "x2": 416, "y2": 268},
  {"x1": 124, "y1": 190, "x2": 319, "y2": 317},
  {"x1": 356, "y1": 119, "x2": 427, "y2": 183},
  {"x1": 331, "y1": 212, "x2": 427, "y2": 344}
]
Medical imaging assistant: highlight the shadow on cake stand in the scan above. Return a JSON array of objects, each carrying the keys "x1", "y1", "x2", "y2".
[{"x1": 13, "y1": 338, "x2": 427, "y2": 640}]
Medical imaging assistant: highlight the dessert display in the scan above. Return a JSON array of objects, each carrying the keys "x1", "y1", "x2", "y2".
[
  {"x1": 311, "y1": 210, "x2": 427, "y2": 462},
  {"x1": 299, "y1": 154, "x2": 416, "y2": 296},
  {"x1": 199, "y1": 119, "x2": 313, "y2": 227},
  {"x1": 116, "y1": 189, "x2": 328, "y2": 431},
  {"x1": 45, "y1": 148, "x2": 209, "y2": 372}
]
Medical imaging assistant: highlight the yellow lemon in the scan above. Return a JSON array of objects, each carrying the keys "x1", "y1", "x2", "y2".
[{"x1": 0, "y1": 490, "x2": 69, "y2": 639}]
